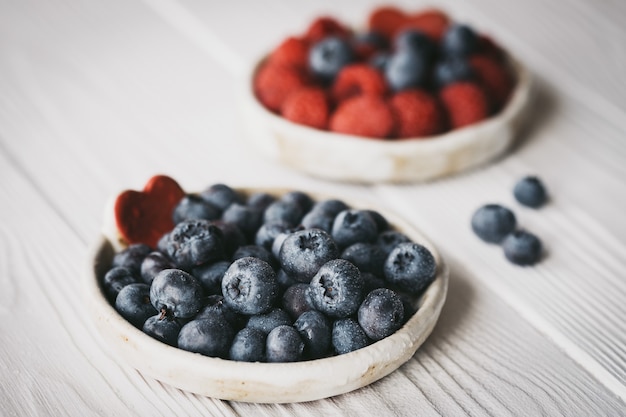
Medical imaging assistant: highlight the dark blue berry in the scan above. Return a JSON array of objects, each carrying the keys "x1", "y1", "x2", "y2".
[
  {"x1": 294, "y1": 310, "x2": 331, "y2": 359},
  {"x1": 279, "y1": 229, "x2": 339, "y2": 283},
  {"x1": 369, "y1": 52, "x2": 390, "y2": 71},
  {"x1": 266, "y1": 325, "x2": 305, "y2": 362},
  {"x1": 263, "y1": 200, "x2": 304, "y2": 227},
  {"x1": 332, "y1": 318, "x2": 370, "y2": 354},
  {"x1": 166, "y1": 220, "x2": 225, "y2": 269},
  {"x1": 341, "y1": 242, "x2": 386, "y2": 277},
  {"x1": 301, "y1": 208, "x2": 336, "y2": 232},
  {"x1": 246, "y1": 307, "x2": 292, "y2": 334},
  {"x1": 281, "y1": 283, "x2": 312, "y2": 319},
  {"x1": 361, "y1": 272, "x2": 386, "y2": 294},
  {"x1": 142, "y1": 314, "x2": 181, "y2": 346},
  {"x1": 255, "y1": 221, "x2": 292, "y2": 251},
  {"x1": 233, "y1": 244, "x2": 277, "y2": 269},
  {"x1": 384, "y1": 50, "x2": 428, "y2": 91},
  {"x1": 310, "y1": 199, "x2": 349, "y2": 217},
  {"x1": 309, "y1": 36, "x2": 354, "y2": 82},
  {"x1": 394, "y1": 29, "x2": 435, "y2": 61},
  {"x1": 502, "y1": 230, "x2": 543, "y2": 266},
  {"x1": 103, "y1": 266, "x2": 138, "y2": 302},
  {"x1": 209, "y1": 220, "x2": 247, "y2": 258},
  {"x1": 365, "y1": 210, "x2": 389, "y2": 232},
  {"x1": 471, "y1": 204, "x2": 517, "y2": 243},
  {"x1": 177, "y1": 315, "x2": 235, "y2": 358},
  {"x1": 276, "y1": 268, "x2": 298, "y2": 289},
  {"x1": 221, "y1": 203, "x2": 263, "y2": 239},
  {"x1": 434, "y1": 57, "x2": 474, "y2": 87},
  {"x1": 112, "y1": 243, "x2": 151, "y2": 275},
  {"x1": 270, "y1": 226, "x2": 304, "y2": 260},
  {"x1": 246, "y1": 192, "x2": 276, "y2": 212},
  {"x1": 384, "y1": 242, "x2": 437, "y2": 294},
  {"x1": 173, "y1": 194, "x2": 221, "y2": 224},
  {"x1": 195, "y1": 294, "x2": 245, "y2": 329},
  {"x1": 140, "y1": 251, "x2": 175, "y2": 284},
  {"x1": 156, "y1": 233, "x2": 170, "y2": 254},
  {"x1": 192, "y1": 260, "x2": 230, "y2": 294},
  {"x1": 358, "y1": 288, "x2": 404, "y2": 340},
  {"x1": 150, "y1": 269, "x2": 205, "y2": 319},
  {"x1": 513, "y1": 176, "x2": 548, "y2": 208},
  {"x1": 441, "y1": 23, "x2": 479, "y2": 57},
  {"x1": 221, "y1": 257, "x2": 279, "y2": 315},
  {"x1": 115, "y1": 283, "x2": 156, "y2": 328},
  {"x1": 230, "y1": 327, "x2": 266, "y2": 362},
  {"x1": 280, "y1": 190, "x2": 314, "y2": 214},
  {"x1": 376, "y1": 230, "x2": 411, "y2": 257},
  {"x1": 332, "y1": 209, "x2": 378, "y2": 249},
  {"x1": 199, "y1": 183, "x2": 243, "y2": 212},
  {"x1": 354, "y1": 30, "x2": 389, "y2": 50},
  {"x1": 307, "y1": 259, "x2": 364, "y2": 318}
]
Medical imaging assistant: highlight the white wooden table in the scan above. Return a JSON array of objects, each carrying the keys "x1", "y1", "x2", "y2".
[{"x1": 2, "y1": 0, "x2": 626, "y2": 415}]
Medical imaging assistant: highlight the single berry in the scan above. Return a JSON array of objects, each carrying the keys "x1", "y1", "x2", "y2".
[
  {"x1": 230, "y1": 327, "x2": 267, "y2": 362},
  {"x1": 115, "y1": 283, "x2": 156, "y2": 328},
  {"x1": 281, "y1": 87, "x2": 329, "y2": 130},
  {"x1": 361, "y1": 272, "x2": 387, "y2": 294},
  {"x1": 304, "y1": 16, "x2": 351, "y2": 44},
  {"x1": 266, "y1": 325, "x2": 305, "y2": 362},
  {"x1": 365, "y1": 209, "x2": 389, "y2": 231},
  {"x1": 177, "y1": 315, "x2": 235, "y2": 358},
  {"x1": 112, "y1": 243, "x2": 151, "y2": 276},
  {"x1": 513, "y1": 176, "x2": 547, "y2": 208},
  {"x1": 502, "y1": 230, "x2": 542, "y2": 266},
  {"x1": 281, "y1": 283, "x2": 313, "y2": 319},
  {"x1": 209, "y1": 220, "x2": 247, "y2": 258},
  {"x1": 301, "y1": 199, "x2": 348, "y2": 231},
  {"x1": 331, "y1": 209, "x2": 378, "y2": 249},
  {"x1": 166, "y1": 220, "x2": 225, "y2": 270},
  {"x1": 221, "y1": 203, "x2": 263, "y2": 239},
  {"x1": 341, "y1": 242, "x2": 386, "y2": 277},
  {"x1": 294, "y1": 310, "x2": 332, "y2": 359},
  {"x1": 199, "y1": 183, "x2": 243, "y2": 212},
  {"x1": 103, "y1": 266, "x2": 138, "y2": 302},
  {"x1": 246, "y1": 307, "x2": 292, "y2": 334},
  {"x1": 254, "y1": 63, "x2": 309, "y2": 112},
  {"x1": 308, "y1": 259, "x2": 364, "y2": 318},
  {"x1": 268, "y1": 36, "x2": 310, "y2": 69},
  {"x1": 173, "y1": 194, "x2": 221, "y2": 224},
  {"x1": 471, "y1": 204, "x2": 517, "y2": 243},
  {"x1": 233, "y1": 245, "x2": 277, "y2": 269},
  {"x1": 150, "y1": 269, "x2": 205, "y2": 319},
  {"x1": 140, "y1": 251, "x2": 176, "y2": 285},
  {"x1": 331, "y1": 64, "x2": 388, "y2": 102},
  {"x1": 384, "y1": 50, "x2": 428, "y2": 91},
  {"x1": 401, "y1": 8, "x2": 451, "y2": 41},
  {"x1": 308, "y1": 36, "x2": 354, "y2": 82},
  {"x1": 255, "y1": 221, "x2": 292, "y2": 251},
  {"x1": 389, "y1": 89, "x2": 444, "y2": 138},
  {"x1": 332, "y1": 318, "x2": 370, "y2": 354},
  {"x1": 441, "y1": 23, "x2": 478, "y2": 56},
  {"x1": 263, "y1": 199, "x2": 303, "y2": 227},
  {"x1": 142, "y1": 314, "x2": 181, "y2": 346},
  {"x1": 246, "y1": 192, "x2": 276, "y2": 212},
  {"x1": 440, "y1": 82, "x2": 490, "y2": 128},
  {"x1": 329, "y1": 95, "x2": 394, "y2": 138},
  {"x1": 276, "y1": 268, "x2": 298, "y2": 289},
  {"x1": 384, "y1": 242, "x2": 437, "y2": 294},
  {"x1": 376, "y1": 230, "x2": 411, "y2": 256},
  {"x1": 434, "y1": 57, "x2": 475, "y2": 87},
  {"x1": 279, "y1": 228, "x2": 339, "y2": 283},
  {"x1": 358, "y1": 288, "x2": 404, "y2": 340},
  {"x1": 221, "y1": 257, "x2": 279, "y2": 315},
  {"x1": 192, "y1": 260, "x2": 230, "y2": 294},
  {"x1": 195, "y1": 294, "x2": 245, "y2": 329},
  {"x1": 367, "y1": 6, "x2": 408, "y2": 39}
]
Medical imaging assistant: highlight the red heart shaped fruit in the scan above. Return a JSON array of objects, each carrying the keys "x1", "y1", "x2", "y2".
[{"x1": 114, "y1": 175, "x2": 185, "y2": 248}]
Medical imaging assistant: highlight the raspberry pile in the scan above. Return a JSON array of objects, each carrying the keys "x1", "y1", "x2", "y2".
[
  {"x1": 253, "y1": 6, "x2": 516, "y2": 139},
  {"x1": 103, "y1": 178, "x2": 438, "y2": 362}
]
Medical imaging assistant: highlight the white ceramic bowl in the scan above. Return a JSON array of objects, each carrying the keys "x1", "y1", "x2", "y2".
[
  {"x1": 86, "y1": 188, "x2": 449, "y2": 403},
  {"x1": 239, "y1": 54, "x2": 531, "y2": 184}
]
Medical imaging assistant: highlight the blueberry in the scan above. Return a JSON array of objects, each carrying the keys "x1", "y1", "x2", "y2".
[
  {"x1": 142, "y1": 314, "x2": 181, "y2": 346},
  {"x1": 471, "y1": 204, "x2": 517, "y2": 243},
  {"x1": 310, "y1": 199, "x2": 349, "y2": 217},
  {"x1": 156, "y1": 233, "x2": 170, "y2": 254},
  {"x1": 332, "y1": 209, "x2": 378, "y2": 249},
  {"x1": 434, "y1": 57, "x2": 474, "y2": 87},
  {"x1": 354, "y1": 30, "x2": 389, "y2": 50},
  {"x1": 233, "y1": 244, "x2": 277, "y2": 269},
  {"x1": 255, "y1": 221, "x2": 292, "y2": 251},
  {"x1": 263, "y1": 200, "x2": 303, "y2": 227},
  {"x1": 301, "y1": 208, "x2": 336, "y2": 232},
  {"x1": 270, "y1": 226, "x2": 303, "y2": 260},
  {"x1": 332, "y1": 318, "x2": 370, "y2": 354},
  {"x1": 115, "y1": 283, "x2": 156, "y2": 328},
  {"x1": 441, "y1": 23, "x2": 479, "y2": 57},
  {"x1": 361, "y1": 272, "x2": 387, "y2": 294},
  {"x1": 166, "y1": 220, "x2": 225, "y2": 269},
  {"x1": 369, "y1": 52, "x2": 390, "y2": 71},
  {"x1": 513, "y1": 176, "x2": 548, "y2": 208},
  {"x1": 365, "y1": 210, "x2": 389, "y2": 232},
  {"x1": 358, "y1": 288, "x2": 404, "y2": 340},
  {"x1": 195, "y1": 294, "x2": 245, "y2": 329},
  {"x1": 279, "y1": 229, "x2": 339, "y2": 283},
  {"x1": 394, "y1": 29, "x2": 435, "y2": 61},
  {"x1": 140, "y1": 251, "x2": 176, "y2": 284},
  {"x1": 294, "y1": 310, "x2": 332, "y2": 359},
  {"x1": 246, "y1": 192, "x2": 276, "y2": 212},
  {"x1": 384, "y1": 50, "x2": 428, "y2": 91},
  {"x1": 280, "y1": 190, "x2": 314, "y2": 214},
  {"x1": 221, "y1": 203, "x2": 263, "y2": 239},
  {"x1": 276, "y1": 268, "x2": 298, "y2": 289},
  {"x1": 384, "y1": 242, "x2": 437, "y2": 294},
  {"x1": 103, "y1": 266, "x2": 138, "y2": 302},
  {"x1": 221, "y1": 257, "x2": 279, "y2": 315},
  {"x1": 177, "y1": 315, "x2": 235, "y2": 358},
  {"x1": 309, "y1": 36, "x2": 354, "y2": 82},
  {"x1": 199, "y1": 183, "x2": 243, "y2": 212},
  {"x1": 192, "y1": 260, "x2": 230, "y2": 294},
  {"x1": 341, "y1": 242, "x2": 386, "y2": 277},
  {"x1": 173, "y1": 194, "x2": 221, "y2": 224},
  {"x1": 150, "y1": 269, "x2": 205, "y2": 319},
  {"x1": 247, "y1": 307, "x2": 292, "y2": 334},
  {"x1": 266, "y1": 325, "x2": 305, "y2": 362},
  {"x1": 112, "y1": 243, "x2": 151, "y2": 275},
  {"x1": 230, "y1": 327, "x2": 266, "y2": 362},
  {"x1": 281, "y1": 283, "x2": 312, "y2": 319},
  {"x1": 502, "y1": 230, "x2": 543, "y2": 266},
  {"x1": 209, "y1": 220, "x2": 247, "y2": 258},
  {"x1": 307, "y1": 259, "x2": 364, "y2": 318},
  {"x1": 376, "y1": 230, "x2": 411, "y2": 257}
]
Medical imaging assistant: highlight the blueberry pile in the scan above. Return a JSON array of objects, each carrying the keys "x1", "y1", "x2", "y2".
[
  {"x1": 471, "y1": 176, "x2": 547, "y2": 266},
  {"x1": 103, "y1": 184, "x2": 438, "y2": 362}
]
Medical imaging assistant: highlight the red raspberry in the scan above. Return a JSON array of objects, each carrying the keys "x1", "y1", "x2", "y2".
[
  {"x1": 304, "y1": 16, "x2": 351, "y2": 44},
  {"x1": 331, "y1": 64, "x2": 388, "y2": 102},
  {"x1": 440, "y1": 82, "x2": 490, "y2": 128},
  {"x1": 329, "y1": 95, "x2": 394, "y2": 139},
  {"x1": 400, "y1": 9, "x2": 450, "y2": 41},
  {"x1": 469, "y1": 55, "x2": 514, "y2": 111},
  {"x1": 389, "y1": 90, "x2": 444, "y2": 138},
  {"x1": 254, "y1": 63, "x2": 309, "y2": 112},
  {"x1": 281, "y1": 87, "x2": 329, "y2": 130},
  {"x1": 368, "y1": 6, "x2": 408, "y2": 39},
  {"x1": 268, "y1": 36, "x2": 310, "y2": 69}
]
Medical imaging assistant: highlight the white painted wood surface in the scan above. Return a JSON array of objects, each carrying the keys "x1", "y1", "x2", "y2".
[{"x1": 1, "y1": 0, "x2": 625, "y2": 415}]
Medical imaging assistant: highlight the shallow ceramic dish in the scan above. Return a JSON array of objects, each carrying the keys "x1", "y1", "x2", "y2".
[
  {"x1": 239, "y1": 53, "x2": 531, "y2": 184},
  {"x1": 86, "y1": 188, "x2": 449, "y2": 403}
]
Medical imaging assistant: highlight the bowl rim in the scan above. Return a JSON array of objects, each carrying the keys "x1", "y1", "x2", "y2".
[{"x1": 86, "y1": 187, "x2": 449, "y2": 403}]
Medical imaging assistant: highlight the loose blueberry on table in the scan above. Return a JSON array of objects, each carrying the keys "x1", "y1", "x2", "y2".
[{"x1": 103, "y1": 175, "x2": 439, "y2": 363}]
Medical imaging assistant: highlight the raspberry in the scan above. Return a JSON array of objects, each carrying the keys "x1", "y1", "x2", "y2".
[
  {"x1": 368, "y1": 6, "x2": 407, "y2": 39},
  {"x1": 329, "y1": 95, "x2": 394, "y2": 138},
  {"x1": 389, "y1": 89, "x2": 444, "y2": 138},
  {"x1": 268, "y1": 36, "x2": 309, "y2": 69},
  {"x1": 304, "y1": 16, "x2": 351, "y2": 44},
  {"x1": 254, "y1": 63, "x2": 309, "y2": 112},
  {"x1": 331, "y1": 64, "x2": 388, "y2": 102},
  {"x1": 399, "y1": 9, "x2": 450, "y2": 41},
  {"x1": 281, "y1": 87, "x2": 329, "y2": 130},
  {"x1": 440, "y1": 82, "x2": 490, "y2": 128},
  {"x1": 469, "y1": 55, "x2": 514, "y2": 111}
]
